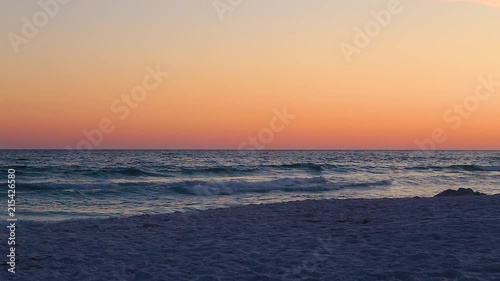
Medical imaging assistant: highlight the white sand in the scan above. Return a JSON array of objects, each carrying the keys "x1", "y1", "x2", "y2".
[{"x1": 4, "y1": 195, "x2": 500, "y2": 280}]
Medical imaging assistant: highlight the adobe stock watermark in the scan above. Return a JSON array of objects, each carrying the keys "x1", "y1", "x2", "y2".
[
  {"x1": 7, "y1": 0, "x2": 71, "y2": 54},
  {"x1": 340, "y1": 0, "x2": 406, "y2": 64},
  {"x1": 213, "y1": 0, "x2": 243, "y2": 21},
  {"x1": 282, "y1": 237, "x2": 335, "y2": 281},
  {"x1": 415, "y1": 74, "x2": 499, "y2": 151},
  {"x1": 238, "y1": 106, "x2": 296, "y2": 150},
  {"x1": 66, "y1": 65, "x2": 169, "y2": 150}
]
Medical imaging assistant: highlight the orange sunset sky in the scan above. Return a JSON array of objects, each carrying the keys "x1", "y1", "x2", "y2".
[{"x1": 1, "y1": 0, "x2": 500, "y2": 149}]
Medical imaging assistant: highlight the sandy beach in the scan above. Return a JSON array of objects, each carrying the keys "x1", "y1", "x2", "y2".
[{"x1": 3, "y1": 194, "x2": 499, "y2": 280}]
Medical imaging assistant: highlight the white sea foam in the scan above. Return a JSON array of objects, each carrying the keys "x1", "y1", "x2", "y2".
[{"x1": 171, "y1": 177, "x2": 392, "y2": 196}]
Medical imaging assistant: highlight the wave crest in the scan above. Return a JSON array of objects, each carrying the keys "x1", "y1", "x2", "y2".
[
  {"x1": 171, "y1": 177, "x2": 391, "y2": 196},
  {"x1": 406, "y1": 164, "x2": 500, "y2": 172}
]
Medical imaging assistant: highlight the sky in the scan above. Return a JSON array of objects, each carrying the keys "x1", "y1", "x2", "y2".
[{"x1": 1, "y1": 0, "x2": 500, "y2": 149}]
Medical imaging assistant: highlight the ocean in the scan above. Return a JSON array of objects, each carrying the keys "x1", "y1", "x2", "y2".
[{"x1": 1, "y1": 150, "x2": 499, "y2": 221}]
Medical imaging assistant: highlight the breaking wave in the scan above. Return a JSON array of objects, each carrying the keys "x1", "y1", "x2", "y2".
[
  {"x1": 21, "y1": 177, "x2": 392, "y2": 196},
  {"x1": 170, "y1": 177, "x2": 392, "y2": 196}
]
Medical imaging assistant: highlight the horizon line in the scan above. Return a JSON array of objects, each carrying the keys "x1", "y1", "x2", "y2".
[{"x1": 1, "y1": 149, "x2": 500, "y2": 151}]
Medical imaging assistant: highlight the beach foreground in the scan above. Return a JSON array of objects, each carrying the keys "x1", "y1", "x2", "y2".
[{"x1": 5, "y1": 195, "x2": 500, "y2": 281}]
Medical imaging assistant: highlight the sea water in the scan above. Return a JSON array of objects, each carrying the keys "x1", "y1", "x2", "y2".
[{"x1": 1, "y1": 150, "x2": 499, "y2": 221}]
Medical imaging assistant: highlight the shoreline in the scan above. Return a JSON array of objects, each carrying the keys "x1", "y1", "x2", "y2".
[
  {"x1": 4, "y1": 195, "x2": 500, "y2": 280},
  {"x1": 17, "y1": 189, "x2": 500, "y2": 223}
]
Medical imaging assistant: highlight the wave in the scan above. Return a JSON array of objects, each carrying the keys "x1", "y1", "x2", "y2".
[
  {"x1": 180, "y1": 163, "x2": 330, "y2": 174},
  {"x1": 268, "y1": 163, "x2": 326, "y2": 171},
  {"x1": 170, "y1": 177, "x2": 392, "y2": 196},
  {"x1": 406, "y1": 165, "x2": 500, "y2": 172},
  {"x1": 6, "y1": 162, "x2": 349, "y2": 180},
  {"x1": 22, "y1": 182, "x2": 121, "y2": 191},
  {"x1": 104, "y1": 167, "x2": 161, "y2": 177},
  {"x1": 180, "y1": 166, "x2": 258, "y2": 175},
  {"x1": 5, "y1": 165, "x2": 51, "y2": 172},
  {"x1": 5, "y1": 165, "x2": 162, "y2": 177},
  {"x1": 20, "y1": 177, "x2": 392, "y2": 196},
  {"x1": 474, "y1": 165, "x2": 500, "y2": 172}
]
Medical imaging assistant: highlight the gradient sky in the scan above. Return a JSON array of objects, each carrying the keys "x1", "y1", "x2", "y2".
[{"x1": 1, "y1": 0, "x2": 500, "y2": 149}]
